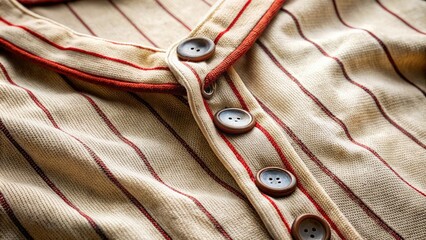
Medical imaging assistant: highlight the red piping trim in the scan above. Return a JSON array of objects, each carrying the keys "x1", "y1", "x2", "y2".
[
  {"x1": 0, "y1": 37, "x2": 185, "y2": 94},
  {"x1": 375, "y1": 0, "x2": 426, "y2": 35},
  {"x1": 204, "y1": 0, "x2": 285, "y2": 87},
  {"x1": 0, "y1": 18, "x2": 166, "y2": 71},
  {"x1": 257, "y1": 40, "x2": 426, "y2": 197}
]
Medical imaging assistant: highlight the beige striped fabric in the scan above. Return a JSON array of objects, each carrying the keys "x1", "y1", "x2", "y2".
[{"x1": 0, "y1": 0, "x2": 425, "y2": 239}]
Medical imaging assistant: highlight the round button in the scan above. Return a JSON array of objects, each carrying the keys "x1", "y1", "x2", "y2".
[
  {"x1": 255, "y1": 167, "x2": 297, "y2": 197},
  {"x1": 177, "y1": 37, "x2": 215, "y2": 62},
  {"x1": 213, "y1": 108, "x2": 256, "y2": 134},
  {"x1": 291, "y1": 214, "x2": 331, "y2": 240}
]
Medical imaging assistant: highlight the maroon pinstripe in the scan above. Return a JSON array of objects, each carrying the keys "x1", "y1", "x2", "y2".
[
  {"x1": 281, "y1": 8, "x2": 426, "y2": 148},
  {"x1": 0, "y1": 63, "x2": 109, "y2": 239},
  {"x1": 153, "y1": 0, "x2": 191, "y2": 31},
  {"x1": 0, "y1": 18, "x2": 168, "y2": 71},
  {"x1": 62, "y1": 77, "x2": 233, "y2": 240},
  {"x1": 0, "y1": 191, "x2": 33, "y2": 239},
  {"x1": 257, "y1": 99, "x2": 403, "y2": 239},
  {"x1": 331, "y1": 1, "x2": 426, "y2": 96},
  {"x1": 200, "y1": 0, "x2": 212, "y2": 7},
  {"x1": 375, "y1": 0, "x2": 426, "y2": 35},
  {"x1": 64, "y1": 6, "x2": 234, "y2": 204},
  {"x1": 106, "y1": 0, "x2": 158, "y2": 47},
  {"x1": 223, "y1": 75, "x2": 347, "y2": 240},
  {"x1": 257, "y1": 40, "x2": 426, "y2": 198},
  {"x1": 0, "y1": 62, "x2": 171, "y2": 239},
  {"x1": 214, "y1": 0, "x2": 252, "y2": 44},
  {"x1": 64, "y1": 3, "x2": 96, "y2": 36}
]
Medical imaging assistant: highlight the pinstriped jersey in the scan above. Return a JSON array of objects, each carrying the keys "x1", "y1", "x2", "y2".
[{"x1": 0, "y1": 0, "x2": 425, "y2": 239}]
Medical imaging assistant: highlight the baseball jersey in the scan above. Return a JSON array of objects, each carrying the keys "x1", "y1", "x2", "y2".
[{"x1": 0, "y1": 0, "x2": 425, "y2": 239}]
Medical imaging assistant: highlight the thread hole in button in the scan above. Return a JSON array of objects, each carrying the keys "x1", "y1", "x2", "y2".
[
  {"x1": 310, "y1": 235, "x2": 315, "y2": 238},
  {"x1": 312, "y1": 228, "x2": 316, "y2": 232}
]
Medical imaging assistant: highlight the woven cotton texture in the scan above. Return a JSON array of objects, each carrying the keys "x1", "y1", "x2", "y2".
[{"x1": 0, "y1": 0, "x2": 425, "y2": 239}]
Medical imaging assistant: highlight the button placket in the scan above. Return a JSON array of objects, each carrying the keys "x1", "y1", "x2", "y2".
[{"x1": 168, "y1": 41, "x2": 360, "y2": 239}]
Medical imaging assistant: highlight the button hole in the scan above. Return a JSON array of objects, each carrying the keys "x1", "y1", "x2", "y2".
[{"x1": 310, "y1": 235, "x2": 315, "y2": 238}]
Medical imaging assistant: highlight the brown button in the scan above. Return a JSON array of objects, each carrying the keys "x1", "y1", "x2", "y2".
[
  {"x1": 177, "y1": 37, "x2": 215, "y2": 62},
  {"x1": 291, "y1": 214, "x2": 331, "y2": 240},
  {"x1": 213, "y1": 108, "x2": 255, "y2": 134},
  {"x1": 255, "y1": 167, "x2": 297, "y2": 197},
  {"x1": 202, "y1": 82, "x2": 216, "y2": 99}
]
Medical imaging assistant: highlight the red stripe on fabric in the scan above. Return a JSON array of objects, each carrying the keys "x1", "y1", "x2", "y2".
[
  {"x1": 224, "y1": 74, "x2": 249, "y2": 110},
  {"x1": 0, "y1": 191, "x2": 33, "y2": 239},
  {"x1": 262, "y1": 193, "x2": 291, "y2": 233},
  {"x1": 282, "y1": 8, "x2": 426, "y2": 148},
  {"x1": 182, "y1": 62, "x2": 203, "y2": 85},
  {"x1": 153, "y1": 0, "x2": 191, "y2": 31},
  {"x1": 0, "y1": 18, "x2": 167, "y2": 71},
  {"x1": 64, "y1": 3, "x2": 97, "y2": 36},
  {"x1": 0, "y1": 62, "x2": 172, "y2": 239},
  {"x1": 61, "y1": 4, "x2": 160, "y2": 53},
  {"x1": 214, "y1": 0, "x2": 252, "y2": 44},
  {"x1": 0, "y1": 82, "x2": 108, "y2": 239},
  {"x1": 255, "y1": 123, "x2": 346, "y2": 239},
  {"x1": 63, "y1": 78, "x2": 232, "y2": 240},
  {"x1": 204, "y1": 0, "x2": 285, "y2": 87},
  {"x1": 0, "y1": 37, "x2": 185, "y2": 94},
  {"x1": 257, "y1": 41, "x2": 426, "y2": 197},
  {"x1": 258, "y1": 100, "x2": 403, "y2": 239},
  {"x1": 225, "y1": 74, "x2": 401, "y2": 237},
  {"x1": 130, "y1": 93, "x2": 248, "y2": 202},
  {"x1": 329, "y1": 2, "x2": 426, "y2": 97},
  {"x1": 200, "y1": 0, "x2": 212, "y2": 7},
  {"x1": 0, "y1": 120, "x2": 108, "y2": 239},
  {"x1": 375, "y1": 0, "x2": 426, "y2": 35},
  {"x1": 182, "y1": 63, "x2": 291, "y2": 235},
  {"x1": 107, "y1": 0, "x2": 159, "y2": 47}
]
